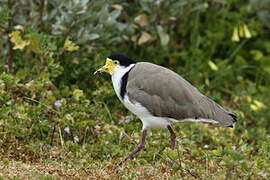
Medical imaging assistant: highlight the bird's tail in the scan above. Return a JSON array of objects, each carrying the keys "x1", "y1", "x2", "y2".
[
  {"x1": 204, "y1": 97, "x2": 237, "y2": 128},
  {"x1": 226, "y1": 112, "x2": 237, "y2": 128}
]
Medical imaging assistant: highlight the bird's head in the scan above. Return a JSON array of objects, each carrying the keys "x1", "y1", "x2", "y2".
[{"x1": 94, "y1": 53, "x2": 136, "y2": 75}]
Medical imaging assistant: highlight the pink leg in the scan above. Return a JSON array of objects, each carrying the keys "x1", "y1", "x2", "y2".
[
  {"x1": 167, "y1": 126, "x2": 176, "y2": 149},
  {"x1": 116, "y1": 130, "x2": 147, "y2": 168}
]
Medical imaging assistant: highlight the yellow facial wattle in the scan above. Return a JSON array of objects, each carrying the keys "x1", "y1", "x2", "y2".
[{"x1": 94, "y1": 58, "x2": 119, "y2": 75}]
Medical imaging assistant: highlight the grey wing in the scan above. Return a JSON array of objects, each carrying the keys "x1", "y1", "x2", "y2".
[{"x1": 127, "y1": 62, "x2": 236, "y2": 127}]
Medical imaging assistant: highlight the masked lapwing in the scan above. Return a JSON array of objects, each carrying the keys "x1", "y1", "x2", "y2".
[{"x1": 94, "y1": 53, "x2": 237, "y2": 167}]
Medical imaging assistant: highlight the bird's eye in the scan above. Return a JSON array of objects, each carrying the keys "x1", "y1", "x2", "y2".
[{"x1": 114, "y1": 61, "x2": 118, "y2": 64}]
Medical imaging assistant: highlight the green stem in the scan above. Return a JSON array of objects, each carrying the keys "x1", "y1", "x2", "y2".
[{"x1": 227, "y1": 39, "x2": 248, "y2": 62}]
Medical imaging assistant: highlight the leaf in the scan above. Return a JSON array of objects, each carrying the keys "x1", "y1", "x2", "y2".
[
  {"x1": 81, "y1": 0, "x2": 89, "y2": 6},
  {"x1": 76, "y1": 10, "x2": 86, "y2": 15},
  {"x1": 8, "y1": 31, "x2": 30, "y2": 50},
  {"x1": 250, "y1": 50, "x2": 263, "y2": 61},
  {"x1": 261, "y1": 55, "x2": 270, "y2": 73},
  {"x1": 134, "y1": 14, "x2": 149, "y2": 27},
  {"x1": 258, "y1": 10, "x2": 270, "y2": 28},
  {"x1": 27, "y1": 34, "x2": 42, "y2": 54},
  {"x1": 72, "y1": 89, "x2": 84, "y2": 100},
  {"x1": 64, "y1": 37, "x2": 79, "y2": 52},
  {"x1": 88, "y1": 33, "x2": 100, "y2": 40},
  {"x1": 110, "y1": 9, "x2": 121, "y2": 20},
  {"x1": 138, "y1": 31, "x2": 152, "y2": 45},
  {"x1": 157, "y1": 25, "x2": 169, "y2": 46},
  {"x1": 14, "y1": 25, "x2": 24, "y2": 30},
  {"x1": 111, "y1": 4, "x2": 123, "y2": 11}
]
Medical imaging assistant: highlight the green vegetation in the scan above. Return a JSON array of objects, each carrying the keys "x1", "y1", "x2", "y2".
[{"x1": 0, "y1": 0, "x2": 269, "y2": 179}]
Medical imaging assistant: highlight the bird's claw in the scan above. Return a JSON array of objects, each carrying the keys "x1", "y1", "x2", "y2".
[{"x1": 113, "y1": 161, "x2": 124, "y2": 170}]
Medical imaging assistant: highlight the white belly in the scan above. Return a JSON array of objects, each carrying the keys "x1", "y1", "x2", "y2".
[
  {"x1": 122, "y1": 95, "x2": 218, "y2": 129},
  {"x1": 122, "y1": 96, "x2": 175, "y2": 130}
]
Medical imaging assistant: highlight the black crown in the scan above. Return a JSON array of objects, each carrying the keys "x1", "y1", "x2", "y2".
[{"x1": 108, "y1": 53, "x2": 136, "y2": 67}]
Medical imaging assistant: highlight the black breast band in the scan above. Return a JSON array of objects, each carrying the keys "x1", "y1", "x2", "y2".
[{"x1": 120, "y1": 66, "x2": 135, "y2": 100}]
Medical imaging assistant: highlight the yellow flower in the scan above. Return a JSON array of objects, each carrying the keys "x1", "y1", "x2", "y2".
[
  {"x1": 232, "y1": 24, "x2": 252, "y2": 42},
  {"x1": 64, "y1": 37, "x2": 79, "y2": 52},
  {"x1": 8, "y1": 31, "x2": 30, "y2": 50},
  {"x1": 231, "y1": 27, "x2": 240, "y2": 42},
  {"x1": 250, "y1": 104, "x2": 259, "y2": 111},
  {"x1": 245, "y1": 96, "x2": 252, "y2": 103},
  {"x1": 250, "y1": 100, "x2": 267, "y2": 111},
  {"x1": 253, "y1": 100, "x2": 266, "y2": 109},
  {"x1": 238, "y1": 25, "x2": 245, "y2": 38},
  {"x1": 208, "y1": 60, "x2": 219, "y2": 71},
  {"x1": 205, "y1": 78, "x2": 210, "y2": 86},
  {"x1": 243, "y1": 24, "x2": 252, "y2": 38}
]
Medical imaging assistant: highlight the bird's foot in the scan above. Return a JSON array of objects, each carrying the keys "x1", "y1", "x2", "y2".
[{"x1": 113, "y1": 161, "x2": 126, "y2": 171}]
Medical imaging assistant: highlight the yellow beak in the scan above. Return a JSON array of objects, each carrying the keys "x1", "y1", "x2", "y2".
[{"x1": 94, "y1": 58, "x2": 115, "y2": 75}]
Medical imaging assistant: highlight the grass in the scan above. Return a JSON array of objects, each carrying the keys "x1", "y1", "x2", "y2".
[
  {"x1": 0, "y1": 159, "x2": 187, "y2": 180},
  {"x1": 1, "y1": 122, "x2": 269, "y2": 179}
]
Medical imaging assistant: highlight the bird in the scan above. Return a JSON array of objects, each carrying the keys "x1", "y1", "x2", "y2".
[{"x1": 94, "y1": 53, "x2": 237, "y2": 167}]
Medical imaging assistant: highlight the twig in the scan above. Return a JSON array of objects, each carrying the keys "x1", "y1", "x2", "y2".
[
  {"x1": 7, "y1": 0, "x2": 14, "y2": 72},
  {"x1": 23, "y1": 96, "x2": 60, "y2": 115},
  {"x1": 103, "y1": 102, "x2": 113, "y2": 121},
  {"x1": 83, "y1": 126, "x2": 89, "y2": 144},
  {"x1": 121, "y1": 130, "x2": 138, "y2": 145},
  {"x1": 185, "y1": 168, "x2": 200, "y2": 179},
  {"x1": 38, "y1": 0, "x2": 45, "y2": 31},
  {"x1": 50, "y1": 124, "x2": 56, "y2": 145},
  {"x1": 7, "y1": 39, "x2": 13, "y2": 72},
  {"x1": 176, "y1": 147, "x2": 184, "y2": 175},
  {"x1": 227, "y1": 39, "x2": 248, "y2": 62},
  {"x1": 59, "y1": 127, "x2": 64, "y2": 146}
]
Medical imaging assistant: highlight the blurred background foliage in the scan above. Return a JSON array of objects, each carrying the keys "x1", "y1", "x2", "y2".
[{"x1": 0, "y1": 0, "x2": 270, "y2": 179}]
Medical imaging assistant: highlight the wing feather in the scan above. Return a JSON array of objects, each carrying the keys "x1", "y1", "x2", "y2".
[{"x1": 127, "y1": 62, "x2": 236, "y2": 127}]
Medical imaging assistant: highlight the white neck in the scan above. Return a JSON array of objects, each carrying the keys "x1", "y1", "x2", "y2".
[{"x1": 111, "y1": 64, "x2": 136, "y2": 100}]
